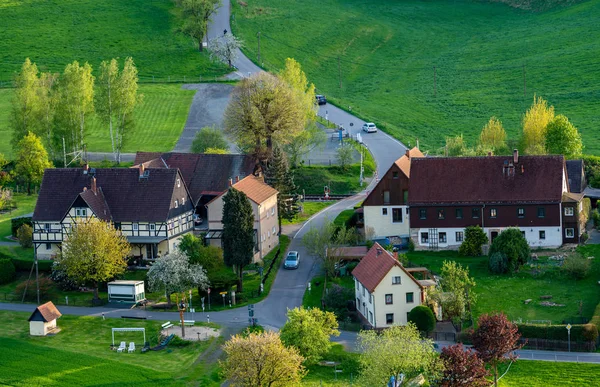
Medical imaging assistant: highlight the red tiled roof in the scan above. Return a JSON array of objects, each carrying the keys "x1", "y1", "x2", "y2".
[
  {"x1": 232, "y1": 175, "x2": 278, "y2": 204},
  {"x1": 408, "y1": 155, "x2": 566, "y2": 205},
  {"x1": 351, "y1": 243, "x2": 422, "y2": 293},
  {"x1": 394, "y1": 147, "x2": 424, "y2": 178},
  {"x1": 28, "y1": 301, "x2": 61, "y2": 322}
]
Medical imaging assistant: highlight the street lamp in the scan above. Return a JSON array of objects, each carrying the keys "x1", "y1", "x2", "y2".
[{"x1": 566, "y1": 324, "x2": 572, "y2": 352}]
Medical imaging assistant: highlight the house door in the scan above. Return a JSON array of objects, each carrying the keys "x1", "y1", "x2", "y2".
[
  {"x1": 490, "y1": 231, "x2": 499, "y2": 242},
  {"x1": 145, "y1": 244, "x2": 157, "y2": 259}
]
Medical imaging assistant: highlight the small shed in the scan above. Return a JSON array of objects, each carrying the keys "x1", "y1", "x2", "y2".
[
  {"x1": 28, "y1": 301, "x2": 62, "y2": 336},
  {"x1": 107, "y1": 280, "x2": 145, "y2": 303}
]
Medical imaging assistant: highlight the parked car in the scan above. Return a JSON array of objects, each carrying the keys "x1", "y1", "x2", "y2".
[
  {"x1": 362, "y1": 122, "x2": 378, "y2": 133},
  {"x1": 284, "y1": 251, "x2": 300, "y2": 269},
  {"x1": 316, "y1": 95, "x2": 327, "y2": 105}
]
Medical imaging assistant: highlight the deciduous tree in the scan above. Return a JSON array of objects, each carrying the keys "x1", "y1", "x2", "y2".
[
  {"x1": 278, "y1": 58, "x2": 317, "y2": 124},
  {"x1": 191, "y1": 126, "x2": 229, "y2": 153},
  {"x1": 432, "y1": 261, "x2": 477, "y2": 326},
  {"x1": 114, "y1": 57, "x2": 141, "y2": 163},
  {"x1": 15, "y1": 132, "x2": 52, "y2": 195},
  {"x1": 445, "y1": 134, "x2": 472, "y2": 157},
  {"x1": 222, "y1": 187, "x2": 255, "y2": 292},
  {"x1": 522, "y1": 95, "x2": 554, "y2": 155},
  {"x1": 179, "y1": 0, "x2": 221, "y2": 51},
  {"x1": 147, "y1": 249, "x2": 209, "y2": 306},
  {"x1": 17, "y1": 224, "x2": 33, "y2": 248},
  {"x1": 10, "y1": 58, "x2": 41, "y2": 148},
  {"x1": 545, "y1": 114, "x2": 583, "y2": 156},
  {"x1": 488, "y1": 227, "x2": 530, "y2": 273},
  {"x1": 440, "y1": 343, "x2": 489, "y2": 387},
  {"x1": 472, "y1": 313, "x2": 522, "y2": 387},
  {"x1": 280, "y1": 307, "x2": 340, "y2": 365},
  {"x1": 221, "y1": 331, "x2": 306, "y2": 387},
  {"x1": 284, "y1": 125, "x2": 326, "y2": 167},
  {"x1": 55, "y1": 218, "x2": 130, "y2": 302},
  {"x1": 357, "y1": 324, "x2": 441, "y2": 386},
  {"x1": 209, "y1": 32, "x2": 243, "y2": 68},
  {"x1": 303, "y1": 219, "x2": 357, "y2": 278},
  {"x1": 336, "y1": 143, "x2": 354, "y2": 170},
  {"x1": 96, "y1": 59, "x2": 119, "y2": 160},
  {"x1": 36, "y1": 72, "x2": 59, "y2": 157},
  {"x1": 478, "y1": 116, "x2": 507, "y2": 154}
]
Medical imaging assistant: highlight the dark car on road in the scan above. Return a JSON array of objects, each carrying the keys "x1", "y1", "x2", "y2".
[
  {"x1": 284, "y1": 251, "x2": 300, "y2": 269},
  {"x1": 316, "y1": 95, "x2": 327, "y2": 105}
]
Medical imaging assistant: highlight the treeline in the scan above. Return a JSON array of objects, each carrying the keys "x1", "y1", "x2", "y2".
[
  {"x1": 443, "y1": 95, "x2": 583, "y2": 158},
  {"x1": 9, "y1": 57, "x2": 142, "y2": 164}
]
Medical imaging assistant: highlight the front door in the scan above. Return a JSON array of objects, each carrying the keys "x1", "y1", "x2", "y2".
[
  {"x1": 490, "y1": 231, "x2": 499, "y2": 242},
  {"x1": 145, "y1": 244, "x2": 158, "y2": 259}
]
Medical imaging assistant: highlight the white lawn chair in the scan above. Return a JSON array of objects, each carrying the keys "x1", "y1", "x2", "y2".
[
  {"x1": 117, "y1": 341, "x2": 126, "y2": 353},
  {"x1": 128, "y1": 342, "x2": 135, "y2": 353}
]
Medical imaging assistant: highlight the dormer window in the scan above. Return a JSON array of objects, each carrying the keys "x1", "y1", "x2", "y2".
[
  {"x1": 75, "y1": 208, "x2": 87, "y2": 217},
  {"x1": 175, "y1": 200, "x2": 179, "y2": 208}
]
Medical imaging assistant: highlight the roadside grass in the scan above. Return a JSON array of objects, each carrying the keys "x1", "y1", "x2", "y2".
[
  {"x1": 0, "y1": 84, "x2": 195, "y2": 157},
  {"x1": 303, "y1": 275, "x2": 325, "y2": 309},
  {"x1": 333, "y1": 209, "x2": 355, "y2": 228},
  {"x1": 283, "y1": 201, "x2": 336, "y2": 226},
  {"x1": 294, "y1": 164, "x2": 368, "y2": 195},
  {"x1": 498, "y1": 360, "x2": 600, "y2": 386},
  {"x1": 301, "y1": 344, "x2": 361, "y2": 386},
  {"x1": 232, "y1": 0, "x2": 600, "y2": 154},
  {"x1": 406, "y1": 244, "x2": 600, "y2": 323},
  {"x1": 0, "y1": 246, "x2": 33, "y2": 261},
  {"x1": 0, "y1": 0, "x2": 226, "y2": 81},
  {"x1": 0, "y1": 193, "x2": 37, "y2": 239}
]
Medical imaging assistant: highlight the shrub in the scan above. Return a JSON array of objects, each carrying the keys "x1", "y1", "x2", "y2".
[
  {"x1": 17, "y1": 224, "x2": 33, "y2": 248},
  {"x1": 0, "y1": 258, "x2": 16, "y2": 284},
  {"x1": 323, "y1": 284, "x2": 354, "y2": 319},
  {"x1": 50, "y1": 263, "x2": 80, "y2": 291},
  {"x1": 169, "y1": 335, "x2": 193, "y2": 347},
  {"x1": 562, "y1": 255, "x2": 591, "y2": 280},
  {"x1": 12, "y1": 258, "x2": 53, "y2": 272},
  {"x1": 517, "y1": 323, "x2": 598, "y2": 343},
  {"x1": 407, "y1": 305, "x2": 436, "y2": 336},
  {"x1": 241, "y1": 324, "x2": 265, "y2": 337},
  {"x1": 488, "y1": 227, "x2": 530, "y2": 273},
  {"x1": 408, "y1": 238, "x2": 415, "y2": 252},
  {"x1": 489, "y1": 252, "x2": 508, "y2": 274},
  {"x1": 458, "y1": 226, "x2": 488, "y2": 256},
  {"x1": 592, "y1": 209, "x2": 600, "y2": 229},
  {"x1": 11, "y1": 216, "x2": 32, "y2": 237},
  {"x1": 14, "y1": 275, "x2": 54, "y2": 301},
  {"x1": 590, "y1": 302, "x2": 600, "y2": 333},
  {"x1": 581, "y1": 232, "x2": 589, "y2": 243}
]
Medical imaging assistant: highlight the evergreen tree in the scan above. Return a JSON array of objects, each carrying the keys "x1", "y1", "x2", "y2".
[
  {"x1": 265, "y1": 145, "x2": 300, "y2": 229},
  {"x1": 222, "y1": 188, "x2": 255, "y2": 292}
]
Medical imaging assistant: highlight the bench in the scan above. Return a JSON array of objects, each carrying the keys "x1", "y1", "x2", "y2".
[
  {"x1": 161, "y1": 321, "x2": 174, "y2": 330},
  {"x1": 183, "y1": 320, "x2": 195, "y2": 326}
]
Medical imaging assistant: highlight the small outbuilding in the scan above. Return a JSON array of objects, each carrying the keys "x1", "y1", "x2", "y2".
[
  {"x1": 28, "y1": 301, "x2": 62, "y2": 336},
  {"x1": 107, "y1": 280, "x2": 145, "y2": 304}
]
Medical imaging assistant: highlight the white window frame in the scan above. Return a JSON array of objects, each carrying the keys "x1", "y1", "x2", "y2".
[
  {"x1": 174, "y1": 200, "x2": 179, "y2": 208},
  {"x1": 271, "y1": 207, "x2": 275, "y2": 216},
  {"x1": 565, "y1": 228, "x2": 575, "y2": 238},
  {"x1": 177, "y1": 178, "x2": 181, "y2": 188},
  {"x1": 149, "y1": 223, "x2": 156, "y2": 231},
  {"x1": 382, "y1": 208, "x2": 388, "y2": 216},
  {"x1": 133, "y1": 223, "x2": 139, "y2": 231},
  {"x1": 182, "y1": 197, "x2": 185, "y2": 205},
  {"x1": 565, "y1": 207, "x2": 574, "y2": 216},
  {"x1": 272, "y1": 226, "x2": 276, "y2": 234},
  {"x1": 539, "y1": 230, "x2": 545, "y2": 240},
  {"x1": 392, "y1": 276, "x2": 401, "y2": 285},
  {"x1": 392, "y1": 208, "x2": 402, "y2": 223},
  {"x1": 456, "y1": 231, "x2": 464, "y2": 242},
  {"x1": 439, "y1": 232, "x2": 447, "y2": 243}
]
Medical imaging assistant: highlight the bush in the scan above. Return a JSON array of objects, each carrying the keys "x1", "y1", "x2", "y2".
[
  {"x1": 592, "y1": 209, "x2": 600, "y2": 229},
  {"x1": 489, "y1": 252, "x2": 508, "y2": 274},
  {"x1": 517, "y1": 323, "x2": 598, "y2": 343},
  {"x1": 590, "y1": 302, "x2": 600, "y2": 333},
  {"x1": 0, "y1": 258, "x2": 16, "y2": 284},
  {"x1": 11, "y1": 258, "x2": 53, "y2": 272},
  {"x1": 14, "y1": 275, "x2": 54, "y2": 301},
  {"x1": 407, "y1": 305, "x2": 436, "y2": 336},
  {"x1": 241, "y1": 324, "x2": 265, "y2": 337},
  {"x1": 323, "y1": 284, "x2": 354, "y2": 319},
  {"x1": 169, "y1": 335, "x2": 193, "y2": 347},
  {"x1": 50, "y1": 263, "x2": 80, "y2": 291},
  {"x1": 408, "y1": 238, "x2": 415, "y2": 252},
  {"x1": 17, "y1": 224, "x2": 33, "y2": 248},
  {"x1": 458, "y1": 226, "x2": 488, "y2": 256},
  {"x1": 562, "y1": 255, "x2": 591, "y2": 280},
  {"x1": 488, "y1": 228, "x2": 530, "y2": 273},
  {"x1": 191, "y1": 126, "x2": 229, "y2": 154},
  {"x1": 581, "y1": 232, "x2": 589, "y2": 243},
  {"x1": 11, "y1": 217, "x2": 32, "y2": 237}
]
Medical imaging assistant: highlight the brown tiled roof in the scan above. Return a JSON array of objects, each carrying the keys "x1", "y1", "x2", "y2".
[
  {"x1": 408, "y1": 155, "x2": 566, "y2": 205},
  {"x1": 394, "y1": 147, "x2": 424, "y2": 178},
  {"x1": 566, "y1": 159, "x2": 585, "y2": 193},
  {"x1": 28, "y1": 301, "x2": 61, "y2": 322},
  {"x1": 563, "y1": 192, "x2": 584, "y2": 203},
  {"x1": 232, "y1": 175, "x2": 278, "y2": 204},
  {"x1": 133, "y1": 152, "x2": 257, "y2": 204},
  {"x1": 80, "y1": 188, "x2": 112, "y2": 221},
  {"x1": 335, "y1": 246, "x2": 369, "y2": 260},
  {"x1": 34, "y1": 168, "x2": 193, "y2": 222},
  {"x1": 351, "y1": 243, "x2": 422, "y2": 293}
]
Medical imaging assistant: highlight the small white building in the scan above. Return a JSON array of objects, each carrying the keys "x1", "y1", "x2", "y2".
[
  {"x1": 351, "y1": 243, "x2": 436, "y2": 329},
  {"x1": 108, "y1": 280, "x2": 145, "y2": 303},
  {"x1": 28, "y1": 301, "x2": 62, "y2": 336}
]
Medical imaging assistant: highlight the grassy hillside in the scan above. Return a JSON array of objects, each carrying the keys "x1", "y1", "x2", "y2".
[
  {"x1": 0, "y1": 84, "x2": 195, "y2": 157},
  {"x1": 0, "y1": 0, "x2": 226, "y2": 81},
  {"x1": 232, "y1": 0, "x2": 600, "y2": 154}
]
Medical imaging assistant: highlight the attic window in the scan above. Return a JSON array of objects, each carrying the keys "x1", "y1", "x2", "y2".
[
  {"x1": 175, "y1": 200, "x2": 179, "y2": 208},
  {"x1": 392, "y1": 171, "x2": 399, "y2": 179},
  {"x1": 177, "y1": 178, "x2": 181, "y2": 188}
]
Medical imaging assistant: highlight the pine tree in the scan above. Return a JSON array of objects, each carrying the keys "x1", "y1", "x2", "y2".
[{"x1": 265, "y1": 145, "x2": 300, "y2": 229}]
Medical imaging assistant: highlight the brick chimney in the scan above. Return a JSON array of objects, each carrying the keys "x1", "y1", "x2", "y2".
[
  {"x1": 236, "y1": 176, "x2": 240, "y2": 183},
  {"x1": 487, "y1": 151, "x2": 493, "y2": 157},
  {"x1": 139, "y1": 163, "x2": 145, "y2": 177},
  {"x1": 405, "y1": 149, "x2": 410, "y2": 158},
  {"x1": 393, "y1": 251, "x2": 399, "y2": 260},
  {"x1": 513, "y1": 149, "x2": 519, "y2": 164},
  {"x1": 91, "y1": 177, "x2": 97, "y2": 194},
  {"x1": 228, "y1": 178, "x2": 233, "y2": 187},
  {"x1": 83, "y1": 164, "x2": 89, "y2": 174}
]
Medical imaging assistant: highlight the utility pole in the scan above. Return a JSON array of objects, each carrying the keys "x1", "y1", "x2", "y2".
[
  {"x1": 257, "y1": 31, "x2": 261, "y2": 64},
  {"x1": 433, "y1": 66, "x2": 437, "y2": 98},
  {"x1": 523, "y1": 64, "x2": 526, "y2": 98},
  {"x1": 35, "y1": 255, "x2": 39, "y2": 304},
  {"x1": 338, "y1": 56, "x2": 342, "y2": 89}
]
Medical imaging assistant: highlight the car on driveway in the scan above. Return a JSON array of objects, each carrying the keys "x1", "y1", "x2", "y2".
[
  {"x1": 284, "y1": 251, "x2": 300, "y2": 269},
  {"x1": 316, "y1": 95, "x2": 327, "y2": 105},
  {"x1": 362, "y1": 122, "x2": 378, "y2": 133}
]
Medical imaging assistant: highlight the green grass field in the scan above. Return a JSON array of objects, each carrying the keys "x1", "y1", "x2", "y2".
[
  {"x1": 407, "y1": 244, "x2": 600, "y2": 323},
  {"x1": 0, "y1": 0, "x2": 226, "y2": 82},
  {"x1": 0, "y1": 84, "x2": 195, "y2": 157},
  {"x1": 283, "y1": 201, "x2": 336, "y2": 225},
  {"x1": 0, "y1": 193, "x2": 37, "y2": 239},
  {"x1": 232, "y1": 0, "x2": 600, "y2": 154}
]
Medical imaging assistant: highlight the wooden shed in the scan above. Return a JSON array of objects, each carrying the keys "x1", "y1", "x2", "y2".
[{"x1": 28, "y1": 301, "x2": 62, "y2": 336}]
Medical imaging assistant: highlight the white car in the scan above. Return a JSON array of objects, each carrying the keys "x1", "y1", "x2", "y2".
[{"x1": 362, "y1": 122, "x2": 378, "y2": 133}]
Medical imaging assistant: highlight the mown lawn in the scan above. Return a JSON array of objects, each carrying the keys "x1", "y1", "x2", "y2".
[
  {"x1": 0, "y1": 193, "x2": 37, "y2": 239},
  {"x1": 407, "y1": 244, "x2": 600, "y2": 323},
  {"x1": 0, "y1": 84, "x2": 195, "y2": 157},
  {"x1": 0, "y1": 0, "x2": 226, "y2": 82},
  {"x1": 232, "y1": 0, "x2": 600, "y2": 154},
  {"x1": 283, "y1": 201, "x2": 336, "y2": 225},
  {"x1": 294, "y1": 164, "x2": 368, "y2": 195}
]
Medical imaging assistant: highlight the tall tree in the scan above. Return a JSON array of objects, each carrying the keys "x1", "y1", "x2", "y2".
[
  {"x1": 209, "y1": 32, "x2": 243, "y2": 68},
  {"x1": 445, "y1": 134, "x2": 470, "y2": 156},
  {"x1": 114, "y1": 57, "x2": 141, "y2": 163},
  {"x1": 36, "y1": 72, "x2": 59, "y2": 158},
  {"x1": 96, "y1": 59, "x2": 119, "y2": 160},
  {"x1": 472, "y1": 313, "x2": 522, "y2": 387},
  {"x1": 224, "y1": 72, "x2": 304, "y2": 161},
  {"x1": 15, "y1": 132, "x2": 52, "y2": 195},
  {"x1": 222, "y1": 187, "x2": 255, "y2": 292},
  {"x1": 54, "y1": 61, "x2": 94, "y2": 154},
  {"x1": 10, "y1": 58, "x2": 41, "y2": 148},
  {"x1": 431, "y1": 260, "x2": 477, "y2": 327},
  {"x1": 179, "y1": 0, "x2": 221, "y2": 52},
  {"x1": 280, "y1": 307, "x2": 340, "y2": 365},
  {"x1": 522, "y1": 95, "x2": 554, "y2": 155},
  {"x1": 147, "y1": 249, "x2": 209, "y2": 307},
  {"x1": 221, "y1": 331, "x2": 306, "y2": 387},
  {"x1": 265, "y1": 145, "x2": 299, "y2": 230},
  {"x1": 440, "y1": 343, "x2": 490, "y2": 387},
  {"x1": 357, "y1": 324, "x2": 441, "y2": 386},
  {"x1": 191, "y1": 126, "x2": 229, "y2": 153},
  {"x1": 303, "y1": 220, "x2": 357, "y2": 278},
  {"x1": 278, "y1": 58, "x2": 317, "y2": 125},
  {"x1": 55, "y1": 218, "x2": 130, "y2": 302},
  {"x1": 478, "y1": 116, "x2": 507, "y2": 154},
  {"x1": 545, "y1": 114, "x2": 583, "y2": 156}
]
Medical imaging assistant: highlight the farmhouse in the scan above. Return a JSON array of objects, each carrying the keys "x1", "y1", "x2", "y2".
[
  {"x1": 32, "y1": 165, "x2": 194, "y2": 260},
  {"x1": 28, "y1": 301, "x2": 62, "y2": 336},
  {"x1": 408, "y1": 151, "x2": 584, "y2": 249},
  {"x1": 352, "y1": 243, "x2": 435, "y2": 329}
]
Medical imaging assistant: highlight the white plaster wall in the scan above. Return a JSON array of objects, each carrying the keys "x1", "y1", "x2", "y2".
[
  {"x1": 372, "y1": 266, "x2": 422, "y2": 328},
  {"x1": 29, "y1": 321, "x2": 45, "y2": 336},
  {"x1": 363, "y1": 205, "x2": 410, "y2": 238}
]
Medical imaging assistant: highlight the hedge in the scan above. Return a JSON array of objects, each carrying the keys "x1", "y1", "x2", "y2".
[
  {"x1": 0, "y1": 259, "x2": 16, "y2": 284},
  {"x1": 590, "y1": 302, "x2": 600, "y2": 333},
  {"x1": 517, "y1": 323, "x2": 598, "y2": 343},
  {"x1": 11, "y1": 217, "x2": 32, "y2": 237},
  {"x1": 11, "y1": 258, "x2": 53, "y2": 273}
]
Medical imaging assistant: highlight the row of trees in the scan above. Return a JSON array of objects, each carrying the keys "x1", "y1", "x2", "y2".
[
  {"x1": 10, "y1": 57, "x2": 141, "y2": 164},
  {"x1": 444, "y1": 95, "x2": 583, "y2": 157}
]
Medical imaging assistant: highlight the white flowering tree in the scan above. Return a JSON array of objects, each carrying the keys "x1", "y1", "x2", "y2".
[
  {"x1": 209, "y1": 33, "x2": 243, "y2": 68},
  {"x1": 147, "y1": 250, "x2": 209, "y2": 307}
]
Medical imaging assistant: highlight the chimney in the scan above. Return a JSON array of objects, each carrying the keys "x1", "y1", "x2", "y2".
[
  {"x1": 139, "y1": 163, "x2": 145, "y2": 178},
  {"x1": 487, "y1": 151, "x2": 492, "y2": 157},
  {"x1": 393, "y1": 251, "x2": 399, "y2": 260},
  {"x1": 513, "y1": 149, "x2": 519, "y2": 164},
  {"x1": 83, "y1": 187, "x2": 87, "y2": 192},
  {"x1": 236, "y1": 176, "x2": 240, "y2": 183},
  {"x1": 91, "y1": 177, "x2": 97, "y2": 194},
  {"x1": 521, "y1": 164, "x2": 525, "y2": 174},
  {"x1": 405, "y1": 149, "x2": 410, "y2": 158},
  {"x1": 228, "y1": 178, "x2": 233, "y2": 187},
  {"x1": 83, "y1": 164, "x2": 89, "y2": 175}
]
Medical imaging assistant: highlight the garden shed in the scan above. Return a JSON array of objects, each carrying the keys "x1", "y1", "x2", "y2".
[
  {"x1": 28, "y1": 301, "x2": 62, "y2": 336},
  {"x1": 107, "y1": 280, "x2": 145, "y2": 303}
]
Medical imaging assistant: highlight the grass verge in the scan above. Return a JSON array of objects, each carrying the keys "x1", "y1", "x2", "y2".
[
  {"x1": 0, "y1": 193, "x2": 37, "y2": 239},
  {"x1": 283, "y1": 201, "x2": 336, "y2": 225}
]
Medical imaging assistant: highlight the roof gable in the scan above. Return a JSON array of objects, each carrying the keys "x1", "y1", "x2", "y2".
[
  {"x1": 566, "y1": 159, "x2": 585, "y2": 193},
  {"x1": 394, "y1": 147, "x2": 424, "y2": 178},
  {"x1": 231, "y1": 175, "x2": 278, "y2": 204},
  {"x1": 28, "y1": 301, "x2": 61, "y2": 322}
]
